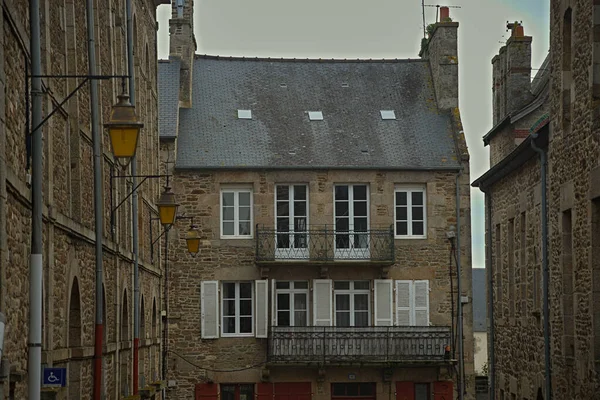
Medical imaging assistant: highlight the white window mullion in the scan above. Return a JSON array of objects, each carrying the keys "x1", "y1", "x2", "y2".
[{"x1": 235, "y1": 283, "x2": 240, "y2": 333}]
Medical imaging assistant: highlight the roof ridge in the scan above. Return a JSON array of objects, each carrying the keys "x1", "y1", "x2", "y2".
[{"x1": 193, "y1": 54, "x2": 425, "y2": 63}]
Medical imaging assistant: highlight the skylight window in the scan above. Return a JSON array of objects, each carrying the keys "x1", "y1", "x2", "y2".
[
  {"x1": 238, "y1": 109, "x2": 252, "y2": 119},
  {"x1": 380, "y1": 110, "x2": 396, "y2": 120},
  {"x1": 308, "y1": 111, "x2": 323, "y2": 121}
]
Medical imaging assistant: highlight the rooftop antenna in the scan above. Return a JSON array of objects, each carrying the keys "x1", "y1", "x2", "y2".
[{"x1": 424, "y1": 4, "x2": 462, "y2": 23}]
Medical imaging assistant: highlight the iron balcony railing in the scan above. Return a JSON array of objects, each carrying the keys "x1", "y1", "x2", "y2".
[
  {"x1": 268, "y1": 326, "x2": 451, "y2": 364},
  {"x1": 255, "y1": 224, "x2": 395, "y2": 264}
]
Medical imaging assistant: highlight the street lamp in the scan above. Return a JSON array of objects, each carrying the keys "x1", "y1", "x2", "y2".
[
  {"x1": 105, "y1": 92, "x2": 143, "y2": 168},
  {"x1": 156, "y1": 182, "x2": 179, "y2": 230},
  {"x1": 185, "y1": 222, "x2": 201, "y2": 255}
]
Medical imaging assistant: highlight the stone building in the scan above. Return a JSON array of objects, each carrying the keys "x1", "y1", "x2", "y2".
[
  {"x1": 159, "y1": 4, "x2": 474, "y2": 400},
  {"x1": 0, "y1": 0, "x2": 167, "y2": 398},
  {"x1": 473, "y1": 2, "x2": 600, "y2": 398}
]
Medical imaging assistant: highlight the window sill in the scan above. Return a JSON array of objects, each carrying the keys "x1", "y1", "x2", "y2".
[
  {"x1": 395, "y1": 236, "x2": 427, "y2": 240},
  {"x1": 220, "y1": 333, "x2": 255, "y2": 338},
  {"x1": 220, "y1": 235, "x2": 254, "y2": 240}
]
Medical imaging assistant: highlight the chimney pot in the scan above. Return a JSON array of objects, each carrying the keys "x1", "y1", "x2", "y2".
[
  {"x1": 515, "y1": 25, "x2": 524, "y2": 37},
  {"x1": 440, "y1": 6, "x2": 450, "y2": 21}
]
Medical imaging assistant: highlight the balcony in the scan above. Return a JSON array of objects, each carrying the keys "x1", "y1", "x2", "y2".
[
  {"x1": 255, "y1": 225, "x2": 395, "y2": 266},
  {"x1": 268, "y1": 326, "x2": 452, "y2": 365}
]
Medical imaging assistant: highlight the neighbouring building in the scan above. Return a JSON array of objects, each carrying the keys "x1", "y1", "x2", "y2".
[
  {"x1": 0, "y1": 0, "x2": 167, "y2": 398},
  {"x1": 471, "y1": 269, "x2": 487, "y2": 400},
  {"x1": 473, "y1": 3, "x2": 600, "y2": 397},
  {"x1": 160, "y1": 4, "x2": 474, "y2": 400}
]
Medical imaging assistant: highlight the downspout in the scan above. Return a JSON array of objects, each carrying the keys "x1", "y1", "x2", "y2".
[
  {"x1": 29, "y1": 0, "x2": 43, "y2": 396},
  {"x1": 125, "y1": 0, "x2": 140, "y2": 395},
  {"x1": 531, "y1": 133, "x2": 551, "y2": 400},
  {"x1": 455, "y1": 169, "x2": 465, "y2": 400},
  {"x1": 87, "y1": 0, "x2": 105, "y2": 397},
  {"x1": 485, "y1": 191, "x2": 495, "y2": 400}
]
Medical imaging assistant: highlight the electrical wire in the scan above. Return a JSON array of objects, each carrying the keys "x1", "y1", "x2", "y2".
[{"x1": 169, "y1": 350, "x2": 268, "y2": 373}]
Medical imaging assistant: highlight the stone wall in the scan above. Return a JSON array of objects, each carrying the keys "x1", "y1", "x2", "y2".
[
  {"x1": 0, "y1": 0, "x2": 165, "y2": 398},
  {"x1": 163, "y1": 168, "x2": 474, "y2": 399}
]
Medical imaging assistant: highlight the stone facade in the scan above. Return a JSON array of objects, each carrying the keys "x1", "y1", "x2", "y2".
[
  {"x1": 474, "y1": 2, "x2": 600, "y2": 399},
  {"x1": 0, "y1": 0, "x2": 166, "y2": 398}
]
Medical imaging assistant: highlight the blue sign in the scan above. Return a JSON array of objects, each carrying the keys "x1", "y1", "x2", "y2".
[{"x1": 43, "y1": 367, "x2": 67, "y2": 387}]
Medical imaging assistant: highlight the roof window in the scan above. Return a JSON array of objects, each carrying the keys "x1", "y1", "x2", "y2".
[
  {"x1": 308, "y1": 111, "x2": 323, "y2": 121},
  {"x1": 341, "y1": 83, "x2": 349, "y2": 88},
  {"x1": 380, "y1": 110, "x2": 396, "y2": 120},
  {"x1": 237, "y1": 109, "x2": 252, "y2": 119}
]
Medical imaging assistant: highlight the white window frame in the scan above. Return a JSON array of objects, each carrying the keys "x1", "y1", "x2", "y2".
[
  {"x1": 221, "y1": 281, "x2": 254, "y2": 337},
  {"x1": 220, "y1": 187, "x2": 253, "y2": 239},
  {"x1": 394, "y1": 185, "x2": 427, "y2": 239},
  {"x1": 333, "y1": 281, "x2": 371, "y2": 327},
  {"x1": 274, "y1": 184, "x2": 309, "y2": 258},
  {"x1": 274, "y1": 281, "x2": 309, "y2": 326},
  {"x1": 333, "y1": 184, "x2": 370, "y2": 258}
]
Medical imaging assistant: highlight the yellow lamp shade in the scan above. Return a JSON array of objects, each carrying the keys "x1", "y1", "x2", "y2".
[
  {"x1": 105, "y1": 93, "x2": 143, "y2": 167},
  {"x1": 156, "y1": 186, "x2": 178, "y2": 229},
  {"x1": 186, "y1": 226, "x2": 201, "y2": 255}
]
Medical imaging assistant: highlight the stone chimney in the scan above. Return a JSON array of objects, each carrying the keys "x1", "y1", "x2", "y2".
[
  {"x1": 491, "y1": 22, "x2": 533, "y2": 124},
  {"x1": 169, "y1": 0, "x2": 196, "y2": 107},
  {"x1": 421, "y1": 7, "x2": 459, "y2": 110}
]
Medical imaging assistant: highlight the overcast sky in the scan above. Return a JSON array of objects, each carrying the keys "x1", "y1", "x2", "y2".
[{"x1": 156, "y1": 0, "x2": 549, "y2": 269}]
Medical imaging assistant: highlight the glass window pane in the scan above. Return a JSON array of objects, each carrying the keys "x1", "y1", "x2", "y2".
[
  {"x1": 413, "y1": 222, "x2": 424, "y2": 236},
  {"x1": 239, "y1": 300, "x2": 252, "y2": 316},
  {"x1": 223, "y1": 207, "x2": 234, "y2": 221},
  {"x1": 412, "y1": 191, "x2": 424, "y2": 205},
  {"x1": 277, "y1": 311, "x2": 290, "y2": 326},
  {"x1": 335, "y1": 294, "x2": 350, "y2": 310},
  {"x1": 354, "y1": 201, "x2": 367, "y2": 217},
  {"x1": 336, "y1": 233, "x2": 349, "y2": 249},
  {"x1": 395, "y1": 191, "x2": 407, "y2": 205},
  {"x1": 240, "y1": 317, "x2": 252, "y2": 333},
  {"x1": 346, "y1": 383, "x2": 359, "y2": 396},
  {"x1": 336, "y1": 312, "x2": 350, "y2": 327},
  {"x1": 223, "y1": 299, "x2": 236, "y2": 316},
  {"x1": 239, "y1": 222, "x2": 251, "y2": 236},
  {"x1": 354, "y1": 294, "x2": 369, "y2": 310},
  {"x1": 353, "y1": 218, "x2": 367, "y2": 231},
  {"x1": 294, "y1": 293, "x2": 307, "y2": 310},
  {"x1": 415, "y1": 384, "x2": 429, "y2": 400},
  {"x1": 239, "y1": 206, "x2": 251, "y2": 221},
  {"x1": 335, "y1": 218, "x2": 349, "y2": 232},
  {"x1": 222, "y1": 192, "x2": 234, "y2": 206},
  {"x1": 353, "y1": 185, "x2": 367, "y2": 200},
  {"x1": 239, "y1": 191, "x2": 251, "y2": 206},
  {"x1": 354, "y1": 281, "x2": 370, "y2": 290},
  {"x1": 396, "y1": 206, "x2": 407, "y2": 221},
  {"x1": 359, "y1": 383, "x2": 375, "y2": 396},
  {"x1": 240, "y1": 384, "x2": 254, "y2": 397},
  {"x1": 277, "y1": 293, "x2": 290, "y2": 310},
  {"x1": 277, "y1": 202, "x2": 289, "y2": 217},
  {"x1": 354, "y1": 312, "x2": 369, "y2": 327},
  {"x1": 332, "y1": 384, "x2": 346, "y2": 396},
  {"x1": 294, "y1": 311, "x2": 307, "y2": 326},
  {"x1": 277, "y1": 233, "x2": 290, "y2": 248},
  {"x1": 335, "y1": 202, "x2": 349, "y2": 217},
  {"x1": 239, "y1": 282, "x2": 252, "y2": 298},
  {"x1": 221, "y1": 385, "x2": 236, "y2": 400},
  {"x1": 276, "y1": 186, "x2": 289, "y2": 201},
  {"x1": 294, "y1": 185, "x2": 307, "y2": 200},
  {"x1": 396, "y1": 222, "x2": 407, "y2": 236},
  {"x1": 294, "y1": 281, "x2": 308, "y2": 289},
  {"x1": 277, "y1": 218, "x2": 290, "y2": 232},
  {"x1": 335, "y1": 186, "x2": 348, "y2": 200},
  {"x1": 294, "y1": 201, "x2": 307, "y2": 216},
  {"x1": 223, "y1": 222, "x2": 235, "y2": 236},
  {"x1": 223, "y1": 283, "x2": 236, "y2": 299},
  {"x1": 294, "y1": 218, "x2": 307, "y2": 232},
  {"x1": 223, "y1": 317, "x2": 235, "y2": 333},
  {"x1": 412, "y1": 206, "x2": 423, "y2": 221},
  {"x1": 276, "y1": 281, "x2": 290, "y2": 289},
  {"x1": 334, "y1": 281, "x2": 350, "y2": 290}
]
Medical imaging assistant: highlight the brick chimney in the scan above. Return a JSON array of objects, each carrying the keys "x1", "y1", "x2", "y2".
[
  {"x1": 491, "y1": 22, "x2": 533, "y2": 123},
  {"x1": 421, "y1": 7, "x2": 459, "y2": 110},
  {"x1": 169, "y1": 0, "x2": 196, "y2": 108}
]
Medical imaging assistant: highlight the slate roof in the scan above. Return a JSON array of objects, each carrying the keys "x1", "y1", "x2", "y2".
[
  {"x1": 472, "y1": 268, "x2": 486, "y2": 332},
  {"x1": 168, "y1": 55, "x2": 460, "y2": 170},
  {"x1": 158, "y1": 58, "x2": 181, "y2": 138}
]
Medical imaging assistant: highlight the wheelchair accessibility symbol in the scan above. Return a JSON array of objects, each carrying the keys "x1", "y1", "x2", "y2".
[{"x1": 42, "y1": 367, "x2": 66, "y2": 387}]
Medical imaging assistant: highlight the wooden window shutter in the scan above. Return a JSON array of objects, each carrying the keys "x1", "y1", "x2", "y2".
[
  {"x1": 257, "y1": 382, "x2": 274, "y2": 400},
  {"x1": 195, "y1": 383, "x2": 218, "y2": 400},
  {"x1": 413, "y1": 280, "x2": 430, "y2": 326},
  {"x1": 201, "y1": 281, "x2": 219, "y2": 339},
  {"x1": 395, "y1": 281, "x2": 412, "y2": 326},
  {"x1": 271, "y1": 279, "x2": 277, "y2": 327},
  {"x1": 395, "y1": 382, "x2": 415, "y2": 400},
  {"x1": 255, "y1": 280, "x2": 269, "y2": 338},
  {"x1": 313, "y1": 279, "x2": 332, "y2": 326},
  {"x1": 433, "y1": 381, "x2": 453, "y2": 400},
  {"x1": 374, "y1": 279, "x2": 393, "y2": 326}
]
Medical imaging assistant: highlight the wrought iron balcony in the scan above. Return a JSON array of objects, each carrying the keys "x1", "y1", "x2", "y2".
[
  {"x1": 255, "y1": 225, "x2": 395, "y2": 265},
  {"x1": 268, "y1": 326, "x2": 452, "y2": 365}
]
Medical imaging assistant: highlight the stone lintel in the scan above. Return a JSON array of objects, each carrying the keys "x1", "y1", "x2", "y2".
[{"x1": 560, "y1": 181, "x2": 575, "y2": 212}]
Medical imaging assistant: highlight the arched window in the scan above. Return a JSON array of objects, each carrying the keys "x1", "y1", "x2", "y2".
[
  {"x1": 152, "y1": 298, "x2": 157, "y2": 338},
  {"x1": 140, "y1": 296, "x2": 146, "y2": 339},
  {"x1": 562, "y1": 8, "x2": 573, "y2": 132},
  {"x1": 121, "y1": 289, "x2": 129, "y2": 342}
]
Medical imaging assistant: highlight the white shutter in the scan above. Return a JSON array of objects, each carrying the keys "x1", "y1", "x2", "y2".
[
  {"x1": 313, "y1": 279, "x2": 332, "y2": 326},
  {"x1": 374, "y1": 279, "x2": 393, "y2": 326},
  {"x1": 395, "y1": 280, "x2": 412, "y2": 326},
  {"x1": 414, "y1": 280, "x2": 430, "y2": 326},
  {"x1": 271, "y1": 279, "x2": 277, "y2": 327},
  {"x1": 201, "y1": 281, "x2": 219, "y2": 339},
  {"x1": 255, "y1": 280, "x2": 269, "y2": 338}
]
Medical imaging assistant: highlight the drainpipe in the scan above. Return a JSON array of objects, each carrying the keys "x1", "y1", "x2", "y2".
[
  {"x1": 455, "y1": 169, "x2": 465, "y2": 400},
  {"x1": 531, "y1": 134, "x2": 551, "y2": 400},
  {"x1": 125, "y1": 0, "x2": 140, "y2": 395},
  {"x1": 85, "y1": 0, "x2": 105, "y2": 397},
  {"x1": 29, "y1": 0, "x2": 43, "y2": 396},
  {"x1": 485, "y1": 192, "x2": 495, "y2": 400}
]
